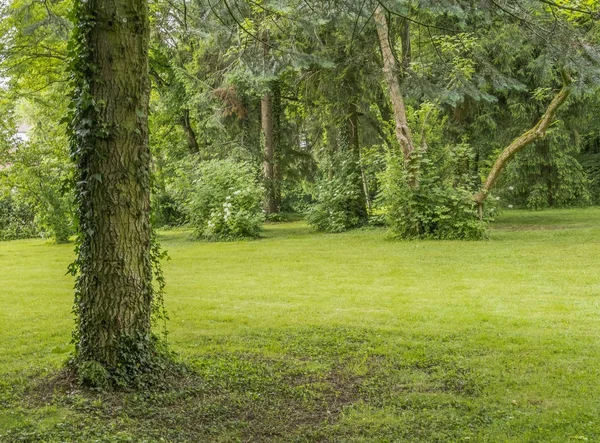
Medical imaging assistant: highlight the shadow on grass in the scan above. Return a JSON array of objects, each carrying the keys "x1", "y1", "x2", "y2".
[{"x1": 0, "y1": 326, "x2": 500, "y2": 442}]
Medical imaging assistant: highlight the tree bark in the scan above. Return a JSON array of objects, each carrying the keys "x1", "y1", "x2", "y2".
[
  {"x1": 72, "y1": 0, "x2": 153, "y2": 370},
  {"x1": 179, "y1": 108, "x2": 199, "y2": 154},
  {"x1": 473, "y1": 83, "x2": 572, "y2": 205},
  {"x1": 348, "y1": 102, "x2": 369, "y2": 214},
  {"x1": 400, "y1": 18, "x2": 411, "y2": 76},
  {"x1": 374, "y1": 5, "x2": 415, "y2": 162},
  {"x1": 261, "y1": 29, "x2": 278, "y2": 215},
  {"x1": 272, "y1": 80, "x2": 282, "y2": 210}
]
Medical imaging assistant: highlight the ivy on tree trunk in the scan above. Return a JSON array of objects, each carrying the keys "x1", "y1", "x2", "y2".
[{"x1": 69, "y1": 0, "x2": 157, "y2": 385}]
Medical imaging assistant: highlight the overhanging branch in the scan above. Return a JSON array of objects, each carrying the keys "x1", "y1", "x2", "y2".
[{"x1": 473, "y1": 79, "x2": 572, "y2": 205}]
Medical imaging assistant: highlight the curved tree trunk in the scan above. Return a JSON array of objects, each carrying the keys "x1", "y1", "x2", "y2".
[
  {"x1": 473, "y1": 83, "x2": 572, "y2": 205},
  {"x1": 72, "y1": 0, "x2": 153, "y2": 371}
]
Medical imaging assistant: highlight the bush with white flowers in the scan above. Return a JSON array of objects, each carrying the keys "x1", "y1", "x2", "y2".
[{"x1": 181, "y1": 159, "x2": 264, "y2": 241}]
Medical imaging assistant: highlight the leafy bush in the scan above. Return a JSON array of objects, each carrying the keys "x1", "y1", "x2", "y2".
[
  {"x1": 280, "y1": 180, "x2": 314, "y2": 214},
  {"x1": 381, "y1": 154, "x2": 492, "y2": 240},
  {"x1": 580, "y1": 149, "x2": 600, "y2": 205},
  {"x1": 0, "y1": 119, "x2": 75, "y2": 242},
  {"x1": 34, "y1": 188, "x2": 75, "y2": 242},
  {"x1": 175, "y1": 158, "x2": 264, "y2": 240},
  {"x1": 0, "y1": 194, "x2": 38, "y2": 240},
  {"x1": 151, "y1": 190, "x2": 185, "y2": 228},
  {"x1": 306, "y1": 157, "x2": 368, "y2": 233}
]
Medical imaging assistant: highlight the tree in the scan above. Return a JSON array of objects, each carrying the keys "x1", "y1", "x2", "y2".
[
  {"x1": 69, "y1": 0, "x2": 158, "y2": 385},
  {"x1": 374, "y1": 5, "x2": 414, "y2": 163},
  {"x1": 261, "y1": 29, "x2": 279, "y2": 215},
  {"x1": 372, "y1": 0, "x2": 598, "y2": 236}
]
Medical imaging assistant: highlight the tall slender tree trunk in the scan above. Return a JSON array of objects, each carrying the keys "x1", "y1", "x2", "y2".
[
  {"x1": 374, "y1": 5, "x2": 415, "y2": 162},
  {"x1": 272, "y1": 80, "x2": 282, "y2": 210},
  {"x1": 261, "y1": 92, "x2": 277, "y2": 214},
  {"x1": 348, "y1": 102, "x2": 369, "y2": 214},
  {"x1": 180, "y1": 108, "x2": 199, "y2": 154},
  {"x1": 325, "y1": 123, "x2": 338, "y2": 180},
  {"x1": 261, "y1": 29, "x2": 278, "y2": 215},
  {"x1": 71, "y1": 0, "x2": 154, "y2": 373},
  {"x1": 400, "y1": 18, "x2": 411, "y2": 76}
]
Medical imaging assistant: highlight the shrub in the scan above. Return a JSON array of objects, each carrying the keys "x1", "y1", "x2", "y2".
[
  {"x1": 381, "y1": 154, "x2": 492, "y2": 240},
  {"x1": 306, "y1": 158, "x2": 368, "y2": 233},
  {"x1": 151, "y1": 190, "x2": 185, "y2": 228},
  {"x1": 34, "y1": 189, "x2": 75, "y2": 243},
  {"x1": 0, "y1": 131, "x2": 75, "y2": 242},
  {"x1": 176, "y1": 158, "x2": 264, "y2": 241},
  {"x1": 0, "y1": 194, "x2": 38, "y2": 240}
]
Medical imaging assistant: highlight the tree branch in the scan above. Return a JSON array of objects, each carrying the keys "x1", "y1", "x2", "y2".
[{"x1": 473, "y1": 79, "x2": 572, "y2": 204}]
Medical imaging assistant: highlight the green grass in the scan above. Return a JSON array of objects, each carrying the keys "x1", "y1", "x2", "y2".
[{"x1": 1, "y1": 208, "x2": 600, "y2": 441}]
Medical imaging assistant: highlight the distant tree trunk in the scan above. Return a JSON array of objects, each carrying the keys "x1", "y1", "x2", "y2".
[
  {"x1": 400, "y1": 18, "x2": 411, "y2": 75},
  {"x1": 348, "y1": 102, "x2": 369, "y2": 213},
  {"x1": 272, "y1": 80, "x2": 282, "y2": 210},
  {"x1": 374, "y1": 5, "x2": 415, "y2": 162},
  {"x1": 473, "y1": 82, "x2": 572, "y2": 207},
  {"x1": 325, "y1": 123, "x2": 338, "y2": 180},
  {"x1": 261, "y1": 29, "x2": 278, "y2": 215},
  {"x1": 71, "y1": 0, "x2": 154, "y2": 374},
  {"x1": 179, "y1": 108, "x2": 199, "y2": 154},
  {"x1": 376, "y1": 86, "x2": 392, "y2": 124}
]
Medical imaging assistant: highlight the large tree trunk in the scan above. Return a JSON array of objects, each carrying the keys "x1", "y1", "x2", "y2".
[
  {"x1": 71, "y1": 0, "x2": 153, "y2": 373},
  {"x1": 374, "y1": 5, "x2": 415, "y2": 162},
  {"x1": 261, "y1": 29, "x2": 278, "y2": 215},
  {"x1": 473, "y1": 83, "x2": 572, "y2": 206}
]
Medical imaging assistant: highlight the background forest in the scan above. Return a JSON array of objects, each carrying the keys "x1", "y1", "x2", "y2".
[{"x1": 1, "y1": 0, "x2": 599, "y2": 242}]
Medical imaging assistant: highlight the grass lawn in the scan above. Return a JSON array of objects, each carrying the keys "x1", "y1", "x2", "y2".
[{"x1": 1, "y1": 207, "x2": 599, "y2": 442}]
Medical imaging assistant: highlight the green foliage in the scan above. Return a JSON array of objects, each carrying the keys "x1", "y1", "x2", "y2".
[
  {"x1": 381, "y1": 154, "x2": 491, "y2": 240},
  {"x1": 0, "y1": 194, "x2": 38, "y2": 240},
  {"x1": 502, "y1": 126, "x2": 590, "y2": 210},
  {"x1": 579, "y1": 142, "x2": 600, "y2": 205},
  {"x1": 151, "y1": 191, "x2": 185, "y2": 228},
  {"x1": 307, "y1": 157, "x2": 367, "y2": 233},
  {"x1": 74, "y1": 335, "x2": 180, "y2": 390},
  {"x1": 77, "y1": 360, "x2": 109, "y2": 390},
  {"x1": 174, "y1": 158, "x2": 264, "y2": 240},
  {"x1": 0, "y1": 0, "x2": 73, "y2": 243},
  {"x1": 0, "y1": 133, "x2": 74, "y2": 242}
]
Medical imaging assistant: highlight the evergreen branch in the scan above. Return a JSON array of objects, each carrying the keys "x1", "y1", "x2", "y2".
[
  {"x1": 537, "y1": 0, "x2": 598, "y2": 17},
  {"x1": 473, "y1": 77, "x2": 573, "y2": 205},
  {"x1": 375, "y1": 0, "x2": 460, "y2": 33}
]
